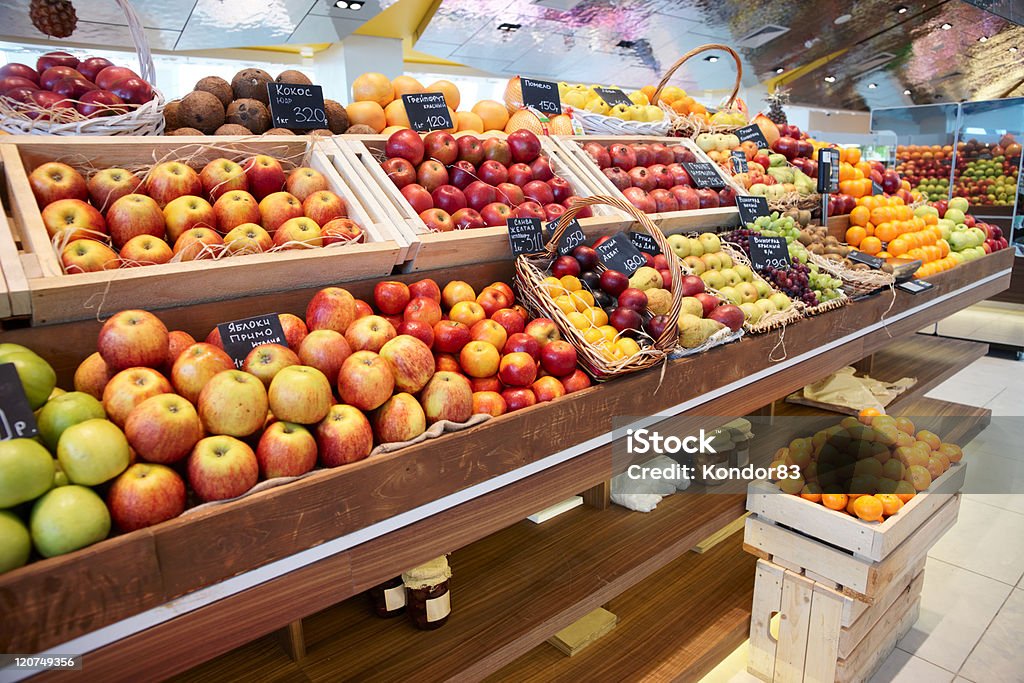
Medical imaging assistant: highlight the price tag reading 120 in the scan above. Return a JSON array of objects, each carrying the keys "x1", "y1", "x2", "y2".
[
  {"x1": 266, "y1": 83, "x2": 328, "y2": 130},
  {"x1": 749, "y1": 235, "x2": 790, "y2": 271},
  {"x1": 596, "y1": 232, "x2": 646, "y2": 276},
  {"x1": 402, "y1": 92, "x2": 454, "y2": 132}
]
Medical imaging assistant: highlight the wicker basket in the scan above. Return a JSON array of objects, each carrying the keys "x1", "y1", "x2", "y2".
[
  {"x1": 0, "y1": 0, "x2": 165, "y2": 136},
  {"x1": 711, "y1": 242, "x2": 804, "y2": 334},
  {"x1": 572, "y1": 109, "x2": 672, "y2": 137},
  {"x1": 653, "y1": 44, "x2": 746, "y2": 139},
  {"x1": 808, "y1": 251, "x2": 896, "y2": 298},
  {"x1": 515, "y1": 195, "x2": 683, "y2": 381},
  {"x1": 768, "y1": 191, "x2": 823, "y2": 215}
]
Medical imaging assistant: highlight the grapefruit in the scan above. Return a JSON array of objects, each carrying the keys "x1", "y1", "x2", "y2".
[
  {"x1": 472, "y1": 100, "x2": 509, "y2": 131},
  {"x1": 391, "y1": 75, "x2": 424, "y2": 98},
  {"x1": 428, "y1": 80, "x2": 460, "y2": 110},
  {"x1": 347, "y1": 101, "x2": 387, "y2": 133},
  {"x1": 352, "y1": 72, "x2": 394, "y2": 107}
]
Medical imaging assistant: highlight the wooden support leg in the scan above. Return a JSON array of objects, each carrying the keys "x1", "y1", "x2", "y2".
[
  {"x1": 852, "y1": 353, "x2": 875, "y2": 376},
  {"x1": 278, "y1": 619, "x2": 306, "y2": 663},
  {"x1": 580, "y1": 480, "x2": 610, "y2": 510}
]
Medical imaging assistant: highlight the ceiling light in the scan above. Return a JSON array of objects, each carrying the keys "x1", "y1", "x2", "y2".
[
  {"x1": 904, "y1": 89, "x2": 911, "y2": 95},
  {"x1": 349, "y1": 1, "x2": 362, "y2": 7},
  {"x1": 775, "y1": 67, "x2": 784, "y2": 74},
  {"x1": 334, "y1": 0, "x2": 348, "y2": 7},
  {"x1": 868, "y1": 83, "x2": 877, "y2": 89},
  {"x1": 978, "y1": 36, "x2": 987, "y2": 42},
  {"x1": 940, "y1": 23, "x2": 952, "y2": 30},
  {"x1": 824, "y1": 75, "x2": 836, "y2": 83},
  {"x1": 896, "y1": 5, "x2": 908, "y2": 14},
  {"x1": 834, "y1": 14, "x2": 852, "y2": 24},
  {"x1": 704, "y1": 55, "x2": 719, "y2": 63},
  {"x1": 616, "y1": 40, "x2": 635, "y2": 49},
  {"x1": 497, "y1": 22, "x2": 521, "y2": 32},
  {"x1": 1010, "y1": 47, "x2": 1018, "y2": 53}
]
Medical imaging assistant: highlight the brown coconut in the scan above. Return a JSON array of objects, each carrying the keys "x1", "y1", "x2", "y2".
[
  {"x1": 168, "y1": 127, "x2": 204, "y2": 136},
  {"x1": 276, "y1": 70, "x2": 312, "y2": 85},
  {"x1": 324, "y1": 100, "x2": 349, "y2": 134},
  {"x1": 231, "y1": 68, "x2": 273, "y2": 104},
  {"x1": 177, "y1": 91, "x2": 225, "y2": 135},
  {"x1": 163, "y1": 100, "x2": 181, "y2": 130},
  {"x1": 308, "y1": 129, "x2": 334, "y2": 136},
  {"x1": 264, "y1": 128, "x2": 296, "y2": 135},
  {"x1": 214, "y1": 124, "x2": 253, "y2": 136},
  {"x1": 194, "y1": 76, "x2": 233, "y2": 109},
  {"x1": 225, "y1": 98, "x2": 271, "y2": 134},
  {"x1": 345, "y1": 124, "x2": 376, "y2": 134}
]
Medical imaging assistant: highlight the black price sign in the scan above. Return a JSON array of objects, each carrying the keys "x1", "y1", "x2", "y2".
[
  {"x1": 817, "y1": 148, "x2": 840, "y2": 193},
  {"x1": 507, "y1": 217, "x2": 545, "y2": 256},
  {"x1": 218, "y1": 314, "x2": 288, "y2": 368},
  {"x1": 848, "y1": 250, "x2": 884, "y2": 269},
  {"x1": 736, "y1": 195, "x2": 770, "y2": 225},
  {"x1": 736, "y1": 123, "x2": 769, "y2": 149},
  {"x1": 546, "y1": 218, "x2": 586, "y2": 255},
  {"x1": 731, "y1": 150, "x2": 749, "y2": 174},
  {"x1": 872, "y1": 180, "x2": 884, "y2": 196},
  {"x1": 521, "y1": 77, "x2": 561, "y2": 116},
  {"x1": 629, "y1": 231, "x2": 661, "y2": 255},
  {"x1": 749, "y1": 235, "x2": 791, "y2": 271},
  {"x1": 402, "y1": 92, "x2": 454, "y2": 132},
  {"x1": 898, "y1": 279, "x2": 935, "y2": 294},
  {"x1": 682, "y1": 162, "x2": 726, "y2": 189},
  {"x1": 596, "y1": 231, "x2": 647, "y2": 276},
  {"x1": 266, "y1": 83, "x2": 327, "y2": 130},
  {"x1": 0, "y1": 363, "x2": 38, "y2": 440},
  {"x1": 593, "y1": 86, "x2": 632, "y2": 107}
]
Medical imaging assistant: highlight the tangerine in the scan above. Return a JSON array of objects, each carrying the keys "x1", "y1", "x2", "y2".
[
  {"x1": 822, "y1": 493, "x2": 848, "y2": 511},
  {"x1": 858, "y1": 407, "x2": 882, "y2": 424},
  {"x1": 877, "y1": 493, "x2": 904, "y2": 517},
  {"x1": 846, "y1": 226, "x2": 867, "y2": 247},
  {"x1": 853, "y1": 495, "x2": 885, "y2": 522}
]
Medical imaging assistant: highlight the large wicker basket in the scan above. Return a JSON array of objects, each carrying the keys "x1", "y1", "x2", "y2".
[
  {"x1": 712, "y1": 241, "x2": 804, "y2": 334},
  {"x1": 0, "y1": 0, "x2": 165, "y2": 136},
  {"x1": 515, "y1": 195, "x2": 683, "y2": 381},
  {"x1": 653, "y1": 44, "x2": 746, "y2": 138},
  {"x1": 808, "y1": 251, "x2": 896, "y2": 298}
]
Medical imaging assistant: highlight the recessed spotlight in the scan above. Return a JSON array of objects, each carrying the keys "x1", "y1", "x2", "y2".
[
  {"x1": 978, "y1": 36, "x2": 988, "y2": 42},
  {"x1": 824, "y1": 75, "x2": 836, "y2": 83},
  {"x1": 896, "y1": 5, "x2": 908, "y2": 14},
  {"x1": 1010, "y1": 47, "x2": 1019, "y2": 53},
  {"x1": 497, "y1": 22, "x2": 521, "y2": 32},
  {"x1": 940, "y1": 23, "x2": 952, "y2": 30},
  {"x1": 775, "y1": 67, "x2": 784, "y2": 74},
  {"x1": 704, "y1": 55, "x2": 719, "y2": 63},
  {"x1": 334, "y1": 0, "x2": 348, "y2": 7},
  {"x1": 868, "y1": 83, "x2": 878, "y2": 89},
  {"x1": 349, "y1": 1, "x2": 362, "y2": 7},
  {"x1": 904, "y1": 89, "x2": 911, "y2": 95}
]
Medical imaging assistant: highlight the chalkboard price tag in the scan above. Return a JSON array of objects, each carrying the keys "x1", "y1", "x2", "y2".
[
  {"x1": 898, "y1": 279, "x2": 934, "y2": 294},
  {"x1": 872, "y1": 180, "x2": 884, "y2": 196},
  {"x1": 817, "y1": 148, "x2": 840, "y2": 193},
  {"x1": 402, "y1": 92, "x2": 454, "y2": 132},
  {"x1": 546, "y1": 218, "x2": 586, "y2": 255},
  {"x1": 731, "y1": 150, "x2": 749, "y2": 174},
  {"x1": 521, "y1": 77, "x2": 561, "y2": 116},
  {"x1": 507, "y1": 217, "x2": 545, "y2": 256},
  {"x1": 218, "y1": 314, "x2": 288, "y2": 368},
  {"x1": 735, "y1": 123, "x2": 769, "y2": 149},
  {"x1": 0, "y1": 363, "x2": 38, "y2": 441},
  {"x1": 749, "y1": 235, "x2": 791, "y2": 271},
  {"x1": 682, "y1": 162, "x2": 726, "y2": 189},
  {"x1": 848, "y1": 250, "x2": 884, "y2": 269},
  {"x1": 593, "y1": 86, "x2": 633, "y2": 107},
  {"x1": 736, "y1": 195, "x2": 770, "y2": 225},
  {"x1": 596, "y1": 232, "x2": 647, "y2": 276},
  {"x1": 629, "y1": 231, "x2": 661, "y2": 255},
  {"x1": 266, "y1": 82, "x2": 327, "y2": 130}
]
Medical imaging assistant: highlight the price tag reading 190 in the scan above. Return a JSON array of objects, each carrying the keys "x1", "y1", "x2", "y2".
[
  {"x1": 402, "y1": 92, "x2": 454, "y2": 132},
  {"x1": 547, "y1": 218, "x2": 585, "y2": 255},
  {"x1": 596, "y1": 232, "x2": 647, "y2": 276},
  {"x1": 748, "y1": 235, "x2": 791, "y2": 271},
  {"x1": 266, "y1": 83, "x2": 328, "y2": 130}
]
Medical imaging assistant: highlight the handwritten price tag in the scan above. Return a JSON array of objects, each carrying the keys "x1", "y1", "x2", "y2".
[
  {"x1": 403, "y1": 92, "x2": 454, "y2": 132},
  {"x1": 547, "y1": 218, "x2": 585, "y2": 255},
  {"x1": 736, "y1": 123, "x2": 769, "y2": 148},
  {"x1": 749, "y1": 235, "x2": 790, "y2": 271},
  {"x1": 736, "y1": 195, "x2": 770, "y2": 225},
  {"x1": 507, "y1": 217, "x2": 546, "y2": 256},
  {"x1": 629, "y1": 231, "x2": 661, "y2": 255},
  {"x1": 521, "y1": 77, "x2": 561, "y2": 116},
  {"x1": 217, "y1": 314, "x2": 288, "y2": 368},
  {"x1": 593, "y1": 87, "x2": 632, "y2": 107},
  {"x1": 596, "y1": 232, "x2": 647, "y2": 275},
  {"x1": 682, "y1": 162, "x2": 726, "y2": 189},
  {"x1": 0, "y1": 363, "x2": 38, "y2": 440},
  {"x1": 266, "y1": 83, "x2": 327, "y2": 130}
]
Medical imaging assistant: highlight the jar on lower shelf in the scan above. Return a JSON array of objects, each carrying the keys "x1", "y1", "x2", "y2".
[
  {"x1": 368, "y1": 576, "x2": 406, "y2": 618},
  {"x1": 402, "y1": 556, "x2": 452, "y2": 630}
]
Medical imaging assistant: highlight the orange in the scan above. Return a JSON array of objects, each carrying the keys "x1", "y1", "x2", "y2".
[
  {"x1": 428, "y1": 80, "x2": 461, "y2": 111},
  {"x1": 846, "y1": 147, "x2": 861, "y2": 165},
  {"x1": 456, "y1": 111, "x2": 484, "y2": 133},
  {"x1": 800, "y1": 482, "x2": 823, "y2": 503},
  {"x1": 850, "y1": 206, "x2": 870, "y2": 227},
  {"x1": 926, "y1": 456, "x2": 946, "y2": 480},
  {"x1": 347, "y1": 101, "x2": 387, "y2": 132},
  {"x1": 860, "y1": 236, "x2": 883, "y2": 255},
  {"x1": 384, "y1": 99, "x2": 411, "y2": 128},
  {"x1": 858, "y1": 407, "x2": 882, "y2": 424},
  {"x1": 895, "y1": 417, "x2": 915, "y2": 435},
  {"x1": 875, "y1": 223, "x2": 897, "y2": 243},
  {"x1": 391, "y1": 75, "x2": 424, "y2": 98},
  {"x1": 877, "y1": 493, "x2": 904, "y2": 517},
  {"x1": 938, "y1": 442, "x2": 963, "y2": 463},
  {"x1": 906, "y1": 464, "x2": 932, "y2": 491},
  {"x1": 352, "y1": 72, "x2": 394, "y2": 106},
  {"x1": 853, "y1": 495, "x2": 885, "y2": 522},
  {"x1": 894, "y1": 480, "x2": 917, "y2": 503},
  {"x1": 472, "y1": 99, "x2": 510, "y2": 132},
  {"x1": 822, "y1": 493, "x2": 848, "y2": 511},
  {"x1": 846, "y1": 226, "x2": 867, "y2": 247}
]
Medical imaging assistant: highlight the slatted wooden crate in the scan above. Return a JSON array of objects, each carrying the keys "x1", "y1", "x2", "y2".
[
  {"x1": 0, "y1": 197, "x2": 31, "y2": 321},
  {"x1": 334, "y1": 134, "x2": 631, "y2": 272},
  {"x1": 0, "y1": 136, "x2": 404, "y2": 325},
  {"x1": 550, "y1": 135, "x2": 744, "y2": 233}
]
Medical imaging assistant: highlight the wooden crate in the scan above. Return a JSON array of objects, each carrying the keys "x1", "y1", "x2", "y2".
[
  {"x1": 336, "y1": 134, "x2": 631, "y2": 272},
  {"x1": 0, "y1": 136, "x2": 404, "y2": 325},
  {"x1": 0, "y1": 184, "x2": 31, "y2": 322},
  {"x1": 550, "y1": 135, "x2": 743, "y2": 233}
]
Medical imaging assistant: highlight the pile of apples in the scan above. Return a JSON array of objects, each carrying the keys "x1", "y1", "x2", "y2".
[
  {"x1": 0, "y1": 51, "x2": 155, "y2": 120},
  {"x1": 557, "y1": 82, "x2": 665, "y2": 122},
  {"x1": 0, "y1": 277, "x2": 590, "y2": 570},
  {"x1": 383, "y1": 128, "x2": 586, "y2": 230},
  {"x1": 29, "y1": 155, "x2": 360, "y2": 274},
  {"x1": 577, "y1": 140, "x2": 737, "y2": 213},
  {"x1": 895, "y1": 144, "x2": 953, "y2": 200},
  {"x1": 929, "y1": 198, "x2": 1009, "y2": 257},
  {"x1": 953, "y1": 135, "x2": 1021, "y2": 206}
]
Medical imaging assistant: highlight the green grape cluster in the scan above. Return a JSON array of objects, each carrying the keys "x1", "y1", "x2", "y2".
[
  {"x1": 808, "y1": 263, "x2": 843, "y2": 302},
  {"x1": 745, "y1": 212, "x2": 807, "y2": 263}
]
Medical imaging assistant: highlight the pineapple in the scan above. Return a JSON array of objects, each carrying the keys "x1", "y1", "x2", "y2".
[
  {"x1": 29, "y1": 0, "x2": 77, "y2": 38},
  {"x1": 766, "y1": 89, "x2": 790, "y2": 126}
]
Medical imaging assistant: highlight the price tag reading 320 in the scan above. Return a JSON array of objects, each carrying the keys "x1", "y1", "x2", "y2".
[
  {"x1": 266, "y1": 83, "x2": 327, "y2": 130},
  {"x1": 749, "y1": 235, "x2": 790, "y2": 271},
  {"x1": 596, "y1": 232, "x2": 647, "y2": 276}
]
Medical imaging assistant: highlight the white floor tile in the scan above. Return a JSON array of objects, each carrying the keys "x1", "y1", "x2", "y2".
[
  {"x1": 925, "y1": 379, "x2": 1006, "y2": 410},
  {"x1": 958, "y1": 588, "x2": 1024, "y2": 683},
  {"x1": 966, "y1": 419, "x2": 1024, "y2": 462},
  {"x1": 868, "y1": 648, "x2": 954, "y2": 683},
  {"x1": 962, "y1": 448, "x2": 1024, "y2": 515},
  {"x1": 898, "y1": 557, "x2": 1012, "y2": 672},
  {"x1": 698, "y1": 640, "x2": 760, "y2": 683},
  {"x1": 928, "y1": 498, "x2": 1024, "y2": 585}
]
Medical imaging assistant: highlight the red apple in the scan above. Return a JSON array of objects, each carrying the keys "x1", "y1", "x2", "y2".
[
  {"x1": 102, "y1": 367, "x2": 172, "y2": 427},
  {"x1": 98, "y1": 309, "x2": 168, "y2": 372},
  {"x1": 431, "y1": 184, "x2": 467, "y2": 214},
  {"x1": 336, "y1": 350, "x2": 393, "y2": 410},
  {"x1": 618, "y1": 288, "x2": 648, "y2": 311},
  {"x1": 305, "y1": 286, "x2": 356, "y2": 334},
  {"x1": 107, "y1": 462, "x2": 186, "y2": 531},
  {"x1": 707, "y1": 304, "x2": 743, "y2": 332},
  {"x1": 532, "y1": 375, "x2": 566, "y2": 403},
  {"x1": 345, "y1": 315, "x2": 397, "y2": 353},
  {"x1": 372, "y1": 392, "x2": 427, "y2": 443},
  {"x1": 256, "y1": 421, "x2": 318, "y2": 478},
  {"x1": 378, "y1": 332, "x2": 443, "y2": 395},
  {"x1": 464, "y1": 180, "x2": 498, "y2": 212},
  {"x1": 386, "y1": 128, "x2": 426, "y2": 165},
  {"x1": 472, "y1": 391, "x2": 506, "y2": 416},
  {"x1": 496, "y1": 182, "x2": 525, "y2": 206},
  {"x1": 420, "y1": 208, "x2": 454, "y2": 232},
  {"x1": 480, "y1": 202, "x2": 512, "y2": 226},
  {"x1": 507, "y1": 129, "x2": 542, "y2": 164},
  {"x1": 507, "y1": 163, "x2": 533, "y2": 187},
  {"x1": 416, "y1": 160, "x2": 449, "y2": 193},
  {"x1": 530, "y1": 156, "x2": 554, "y2": 182},
  {"x1": 482, "y1": 138, "x2": 512, "y2": 165},
  {"x1": 76, "y1": 90, "x2": 126, "y2": 117},
  {"x1": 409, "y1": 278, "x2": 441, "y2": 302},
  {"x1": 381, "y1": 157, "x2": 417, "y2": 189},
  {"x1": 423, "y1": 130, "x2": 458, "y2": 165},
  {"x1": 560, "y1": 368, "x2": 591, "y2": 394},
  {"x1": 400, "y1": 183, "x2": 433, "y2": 213},
  {"x1": 39, "y1": 198, "x2": 105, "y2": 242},
  {"x1": 187, "y1": 435, "x2": 258, "y2": 502},
  {"x1": 374, "y1": 281, "x2": 411, "y2": 315},
  {"x1": 524, "y1": 317, "x2": 560, "y2": 349},
  {"x1": 242, "y1": 155, "x2": 287, "y2": 201},
  {"x1": 680, "y1": 275, "x2": 705, "y2": 297},
  {"x1": 317, "y1": 404, "x2": 373, "y2": 467},
  {"x1": 420, "y1": 371, "x2": 473, "y2": 424},
  {"x1": 540, "y1": 339, "x2": 578, "y2": 376},
  {"x1": 477, "y1": 159, "x2": 508, "y2": 186},
  {"x1": 694, "y1": 292, "x2": 721, "y2": 317},
  {"x1": 447, "y1": 207, "x2": 483, "y2": 230},
  {"x1": 432, "y1": 320, "x2": 472, "y2": 354},
  {"x1": 171, "y1": 342, "x2": 235, "y2": 404},
  {"x1": 457, "y1": 135, "x2": 484, "y2": 165},
  {"x1": 165, "y1": 330, "x2": 197, "y2": 367},
  {"x1": 476, "y1": 286, "x2": 511, "y2": 317},
  {"x1": 119, "y1": 234, "x2": 172, "y2": 266},
  {"x1": 523, "y1": 180, "x2": 554, "y2": 205},
  {"x1": 448, "y1": 160, "x2": 477, "y2": 190},
  {"x1": 513, "y1": 201, "x2": 545, "y2": 220},
  {"x1": 599, "y1": 270, "x2": 629, "y2": 296},
  {"x1": 501, "y1": 387, "x2": 537, "y2": 412},
  {"x1": 548, "y1": 177, "x2": 573, "y2": 204},
  {"x1": 124, "y1": 393, "x2": 202, "y2": 465},
  {"x1": 28, "y1": 161, "x2": 87, "y2": 206},
  {"x1": 398, "y1": 320, "x2": 434, "y2": 347},
  {"x1": 610, "y1": 307, "x2": 643, "y2": 333}
]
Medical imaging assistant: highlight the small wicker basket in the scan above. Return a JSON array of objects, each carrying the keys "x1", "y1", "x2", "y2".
[
  {"x1": 808, "y1": 251, "x2": 896, "y2": 298},
  {"x1": 653, "y1": 44, "x2": 746, "y2": 139}
]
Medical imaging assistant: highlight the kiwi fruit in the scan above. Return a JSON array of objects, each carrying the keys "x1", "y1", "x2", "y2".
[
  {"x1": 324, "y1": 100, "x2": 350, "y2": 134},
  {"x1": 276, "y1": 70, "x2": 312, "y2": 85},
  {"x1": 215, "y1": 124, "x2": 253, "y2": 136},
  {"x1": 345, "y1": 124, "x2": 376, "y2": 135},
  {"x1": 264, "y1": 128, "x2": 296, "y2": 136},
  {"x1": 169, "y1": 127, "x2": 204, "y2": 136},
  {"x1": 194, "y1": 76, "x2": 233, "y2": 109},
  {"x1": 163, "y1": 100, "x2": 181, "y2": 131},
  {"x1": 225, "y1": 98, "x2": 271, "y2": 134},
  {"x1": 177, "y1": 91, "x2": 225, "y2": 135},
  {"x1": 231, "y1": 68, "x2": 273, "y2": 104}
]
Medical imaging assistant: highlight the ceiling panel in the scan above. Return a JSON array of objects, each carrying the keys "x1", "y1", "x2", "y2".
[
  {"x1": 0, "y1": 0, "x2": 197, "y2": 33},
  {"x1": 175, "y1": 0, "x2": 316, "y2": 50},
  {"x1": 288, "y1": 14, "x2": 368, "y2": 44}
]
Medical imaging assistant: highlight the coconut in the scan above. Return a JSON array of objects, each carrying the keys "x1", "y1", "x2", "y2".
[
  {"x1": 264, "y1": 128, "x2": 296, "y2": 136},
  {"x1": 308, "y1": 129, "x2": 334, "y2": 136},
  {"x1": 177, "y1": 91, "x2": 225, "y2": 135},
  {"x1": 345, "y1": 124, "x2": 376, "y2": 135},
  {"x1": 225, "y1": 98, "x2": 271, "y2": 134},
  {"x1": 194, "y1": 76, "x2": 233, "y2": 109},
  {"x1": 168, "y1": 127, "x2": 204, "y2": 136},
  {"x1": 231, "y1": 68, "x2": 273, "y2": 104},
  {"x1": 276, "y1": 69, "x2": 312, "y2": 85},
  {"x1": 214, "y1": 124, "x2": 253, "y2": 136},
  {"x1": 324, "y1": 100, "x2": 349, "y2": 134},
  {"x1": 163, "y1": 99, "x2": 181, "y2": 130}
]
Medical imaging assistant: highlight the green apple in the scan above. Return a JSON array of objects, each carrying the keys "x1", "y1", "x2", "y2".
[
  {"x1": 687, "y1": 237, "x2": 704, "y2": 257},
  {"x1": 30, "y1": 485, "x2": 110, "y2": 558},
  {"x1": 720, "y1": 268, "x2": 741, "y2": 286},
  {"x1": 948, "y1": 231, "x2": 973, "y2": 252},
  {"x1": 0, "y1": 511, "x2": 30, "y2": 573},
  {"x1": 913, "y1": 205, "x2": 939, "y2": 218},
  {"x1": 37, "y1": 391, "x2": 106, "y2": 451},
  {"x1": 948, "y1": 197, "x2": 969, "y2": 213},
  {"x1": 667, "y1": 234, "x2": 690, "y2": 258},
  {"x1": 0, "y1": 349, "x2": 56, "y2": 410},
  {"x1": 57, "y1": 418, "x2": 130, "y2": 486},
  {"x1": 769, "y1": 293, "x2": 792, "y2": 310},
  {"x1": 719, "y1": 285, "x2": 741, "y2": 305},
  {"x1": 0, "y1": 439, "x2": 54, "y2": 508},
  {"x1": 967, "y1": 227, "x2": 986, "y2": 246},
  {"x1": 739, "y1": 302, "x2": 763, "y2": 324},
  {"x1": 754, "y1": 280, "x2": 773, "y2": 299},
  {"x1": 698, "y1": 232, "x2": 721, "y2": 254},
  {"x1": 735, "y1": 264, "x2": 754, "y2": 282},
  {"x1": 755, "y1": 298, "x2": 778, "y2": 317},
  {"x1": 943, "y1": 208, "x2": 966, "y2": 225},
  {"x1": 936, "y1": 218, "x2": 955, "y2": 240}
]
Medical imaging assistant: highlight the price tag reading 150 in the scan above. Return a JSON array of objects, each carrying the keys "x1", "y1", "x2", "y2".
[
  {"x1": 266, "y1": 83, "x2": 327, "y2": 130},
  {"x1": 520, "y1": 77, "x2": 562, "y2": 116},
  {"x1": 596, "y1": 232, "x2": 646, "y2": 276}
]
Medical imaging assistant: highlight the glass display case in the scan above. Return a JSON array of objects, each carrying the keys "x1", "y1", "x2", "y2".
[{"x1": 871, "y1": 103, "x2": 959, "y2": 204}]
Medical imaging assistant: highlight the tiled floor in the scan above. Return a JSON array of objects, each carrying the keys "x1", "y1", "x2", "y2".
[
  {"x1": 700, "y1": 329, "x2": 1024, "y2": 683},
  {"x1": 925, "y1": 301, "x2": 1024, "y2": 351}
]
